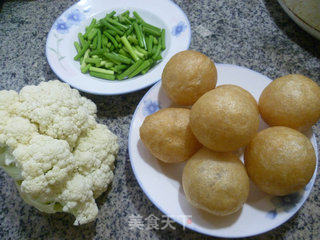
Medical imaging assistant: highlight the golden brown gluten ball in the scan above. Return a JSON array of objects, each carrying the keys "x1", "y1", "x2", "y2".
[
  {"x1": 190, "y1": 84, "x2": 259, "y2": 152},
  {"x1": 161, "y1": 50, "x2": 217, "y2": 106},
  {"x1": 259, "y1": 74, "x2": 320, "y2": 131},
  {"x1": 182, "y1": 147, "x2": 249, "y2": 216},
  {"x1": 139, "y1": 108, "x2": 201, "y2": 163},
  {"x1": 244, "y1": 126, "x2": 316, "y2": 196}
]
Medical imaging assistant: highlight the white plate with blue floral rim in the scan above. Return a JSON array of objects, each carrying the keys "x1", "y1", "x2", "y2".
[
  {"x1": 128, "y1": 63, "x2": 319, "y2": 238},
  {"x1": 46, "y1": 0, "x2": 191, "y2": 95}
]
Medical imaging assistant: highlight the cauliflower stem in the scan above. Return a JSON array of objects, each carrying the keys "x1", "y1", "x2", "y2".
[{"x1": 0, "y1": 145, "x2": 23, "y2": 181}]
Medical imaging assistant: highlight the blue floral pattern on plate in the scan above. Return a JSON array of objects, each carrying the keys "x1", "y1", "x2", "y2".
[
  {"x1": 143, "y1": 100, "x2": 160, "y2": 116},
  {"x1": 172, "y1": 21, "x2": 187, "y2": 36},
  {"x1": 266, "y1": 192, "x2": 303, "y2": 219},
  {"x1": 54, "y1": 7, "x2": 89, "y2": 34},
  {"x1": 266, "y1": 209, "x2": 277, "y2": 219},
  {"x1": 67, "y1": 9, "x2": 85, "y2": 25},
  {"x1": 50, "y1": 6, "x2": 91, "y2": 67},
  {"x1": 55, "y1": 19, "x2": 71, "y2": 34}
]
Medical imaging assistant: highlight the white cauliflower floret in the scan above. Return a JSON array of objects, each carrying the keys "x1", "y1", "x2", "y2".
[
  {"x1": 0, "y1": 91, "x2": 21, "y2": 146},
  {"x1": 74, "y1": 124, "x2": 118, "y2": 198},
  {"x1": 0, "y1": 80, "x2": 119, "y2": 225},
  {"x1": 0, "y1": 90, "x2": 19, "y2": 113},
  {"x1": 14, "y1": 135, "x2": 75, "y2": 195},
  {"x1": 59, "y1": 174, "x2": 98, "y2": 225},
  {"x1": 1, "y1": 116, "x2": 38, "y2": 148},
  {"x1": 15, "y1": 80, "x2": 97, "y2": 149}
]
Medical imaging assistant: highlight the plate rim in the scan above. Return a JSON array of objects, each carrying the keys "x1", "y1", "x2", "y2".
[
  {"x1": 45, "y1": 0, "x2": 191, "y2": 95},
  {"x1": 277, "y1": 0, "x2": 320, "y2": 40},
  {"x1": 128, "y1": 63, "x2": 319, "y2": 238}
]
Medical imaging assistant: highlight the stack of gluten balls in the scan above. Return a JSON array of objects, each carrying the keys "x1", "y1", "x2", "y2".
[{"x1": 140, "y1": 50, "x2": 320, "y2": 216}]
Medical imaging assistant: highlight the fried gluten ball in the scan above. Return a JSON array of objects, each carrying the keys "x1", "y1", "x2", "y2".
[
  {"x1": 259, "y1": 74, "x2": 320, "y2": 132},
  {"x1": 190, "y1": 85, "x2": 259, "y2": 152},
  {"x1": 139, "y1": 108, "x2": 201, "y2": 163},
  {"x1": 244, "y1": 126, "x2": 316, "y2": 196},
  {"x1": 161, "y1": 50, "x2": 217, "y2": 106},
  {"x1": 182, "y1": 147, "x2": 249, "y2": 216}
]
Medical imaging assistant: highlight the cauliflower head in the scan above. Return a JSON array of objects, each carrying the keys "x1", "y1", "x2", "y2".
[{"x1": 0, "y1": 80, "x2": 119, "y2": 225}]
